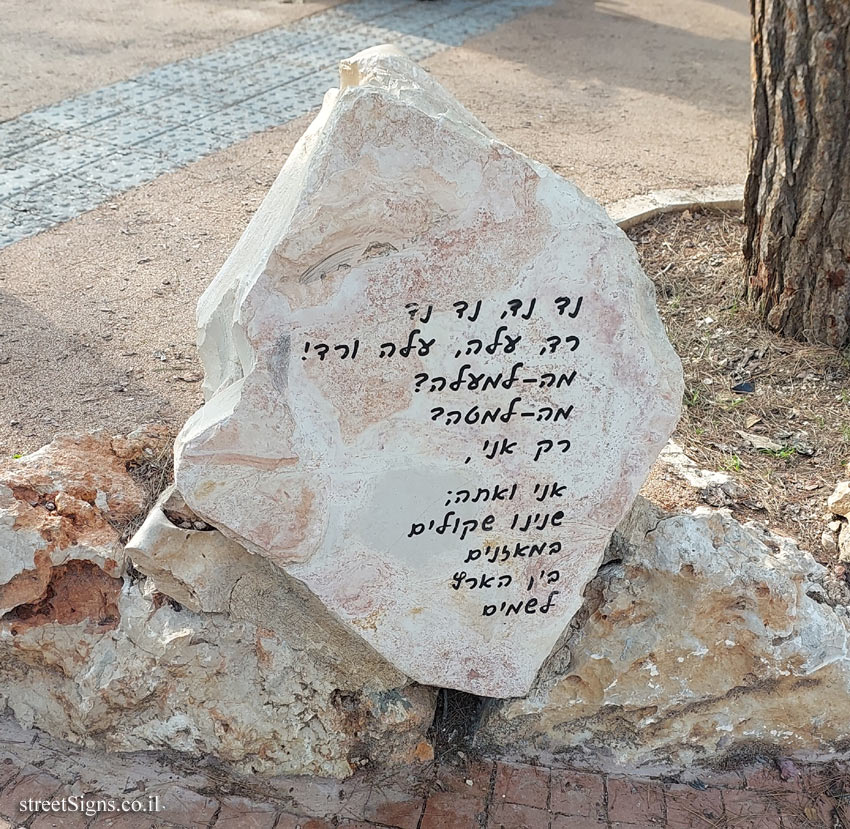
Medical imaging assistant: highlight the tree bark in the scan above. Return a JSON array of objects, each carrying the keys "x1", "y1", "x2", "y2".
[{"x1": 744, "y1": 0, "x2": 850, "y2": 347}]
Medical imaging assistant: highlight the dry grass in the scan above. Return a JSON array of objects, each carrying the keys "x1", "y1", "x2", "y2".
[
  {"x1": 631, "y1": 210, "x2": 850, "y2": 560},
  {"x1": 119, "y1": 437, "x2": 175, "y2": 544}
]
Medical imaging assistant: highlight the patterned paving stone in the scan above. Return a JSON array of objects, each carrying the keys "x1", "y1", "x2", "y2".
[
  {"x1": 72, "y1": 152, "x2": 178, "y2": 195},
  {"x1": 139, "y1": 126, "x2": 231, "y2": 166},
  {"x1": 12, "y1": 134, "x2": 116, "y2": 177},
  {"x1": 193, "y1": 104, "x2": 284, "y2": 144},
  {"x1": 0, "y1": 157, "x2": 57, "y2": 201},
  {"x1": 0, "y1": 0, "x2": 552, "y2": 249},
  {"x1": 4, "y1": 174, "x2": 110, "y2": 224},
  {"x1": 0, "y1": 205, "x2": 52, "y2": 247},
  {"x1": 0, "y1": 121, "x2": 61, "y2": 157}
]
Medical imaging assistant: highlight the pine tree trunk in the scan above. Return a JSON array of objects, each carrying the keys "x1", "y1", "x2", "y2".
[{"x1": 743, "y1": 0, "x2": 850, "y2": 347}]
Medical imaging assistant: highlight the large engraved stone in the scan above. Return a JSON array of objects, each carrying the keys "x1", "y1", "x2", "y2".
[{"x1": 174, "y1": 46, "x2": 684, "y2": 697}]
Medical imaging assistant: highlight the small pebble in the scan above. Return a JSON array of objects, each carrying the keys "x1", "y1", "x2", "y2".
[{"x1": 193, "y1": 521, "x2": 207, "y2": 530}]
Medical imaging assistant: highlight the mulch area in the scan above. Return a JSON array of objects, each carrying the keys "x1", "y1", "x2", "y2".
[{"x1": 632, "y1": 209, "x2": 850, "y2": 563}]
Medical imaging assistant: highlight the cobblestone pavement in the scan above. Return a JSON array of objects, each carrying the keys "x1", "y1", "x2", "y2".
[
  {"x1": 0, "y1": 0, "x2": 550, "y2": 249},
  {"x1": 1, "y1": 715, "x2": 848, "y2": 828}
]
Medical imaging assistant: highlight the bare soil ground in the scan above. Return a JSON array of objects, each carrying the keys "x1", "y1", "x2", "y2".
[{"x1": 636, "y1": 210, "x2": 850, "y2": 559}]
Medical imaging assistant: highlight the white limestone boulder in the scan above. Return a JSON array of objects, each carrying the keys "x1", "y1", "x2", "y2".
[
  {"x1": 1, "y1": 579, "x2": 435, "y2": 778},
  {"x1": 478, "y1": 498, "x2": 850, "y2": 770},
  {"x1": 174, "y1": 46, "x2": 684, "y2": 697}
]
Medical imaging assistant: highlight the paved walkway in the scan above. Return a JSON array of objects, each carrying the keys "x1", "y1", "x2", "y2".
[
  {"x1": 0, "y1": 0, "x2": 549, "y2": 248},
  {"x1": 0, "y1": 715, "x2": 847, "y2": 828}
]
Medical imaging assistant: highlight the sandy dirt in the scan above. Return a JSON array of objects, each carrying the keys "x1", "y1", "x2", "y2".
[
  {"x1": 0, "y1": 0, "x2": 752, "y2": 456},
  {"x1": 0, "y1": 0, "x2": 339, "y2": 121},
  {"x1": 429, "y1": 0, "x2": 751, "y2": 202}
]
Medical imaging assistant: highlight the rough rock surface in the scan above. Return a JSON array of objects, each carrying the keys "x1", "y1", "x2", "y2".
[
  {"x1": 173, "y1": 46, "x2": 683, "y2": 697},
  {"x1": 478, "y1": 496, "x2": 850, "y2": 771},
  {"x1": 825, "y1": 481, "x2": 850, "y2": 562},
  {"x1": 0, "y1": 433, "x2": 436, "y2": 778},
  {"x1": 1, "y1": 579, "x2": 434, "y2": 778},
  {"x1": 657, "y1": 440, "x2": 745, "y2": 508},
  {"x1": 0, "y1": 427, "x2": 168, "y2": 619},
  {"x1": 829, "y1": 481, "x2": 850, "y2": 517}
]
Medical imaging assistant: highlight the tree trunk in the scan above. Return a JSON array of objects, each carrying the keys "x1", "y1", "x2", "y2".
[{"x1": 743, "y1": 0, "x2": 850, "y2": 347}]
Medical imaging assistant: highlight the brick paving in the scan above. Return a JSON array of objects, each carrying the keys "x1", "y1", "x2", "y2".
[
  {"x1": 0, "y1": 0, "x2": 550, "y2": 248},
  {"x1": 1, "y1": 712, "x2": 849, "y2": 829}
]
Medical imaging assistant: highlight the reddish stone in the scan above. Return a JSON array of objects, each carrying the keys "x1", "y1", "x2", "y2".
[
  {"x1": 769, "y1": 790, "x2": 833, "y2": 827},
  {"x1": 665, "y1": 783, "x2": 723, "y2": 827},
  {"x1": 687, "y1": 770, "x2": 745, "y2": 789},
  {"x1": 4, "y1": 559, "x2": 121, "y2": 634},
  {"x1": 436, "y1": 761, "x2": 494, "y2": 802},
  {"x1": 275, "y1": 817, "x2": 333, "y2": 829},
  {"x1": 273, "y1": 815, "x2": 301, "y2": 829},
  {"x1": 488, "y1": 801, "x2": 550, "y2": 829},
  {"x1": 420, "y1": 793, "x2": 484, "y2": 829},
  {"x1": 0, "y1": 772, "x2": 62, "y2": 821},
  {"x1": 88, "y1": 815, "x2": 160, "y2": 828},
  {"x1": 552, "y1": 817, "x2": 606, "y2": 829},
  {"x1": 31, "y1": 813, "x2": 90, "y2": 829},
  {"x1": 607, "y1": 778, "x2": 664, "y2": 824},
  {"x1": 744, "y1": 765, "x2": 791, "y2": 792},
  {"x1": 722, "y1": 789, "x2": 783, "y2": 828},
  {"x1": 0, "y1": 760, "x2": 19, "y2": 789},
  {"x1": 610, "y1": 824, "x2": 667, "y2": 829},
  {"x1": 214, "y1": 796, "x2": 277, "y2": 829},
  {"x1": 493, "y1": 762, "x2": 550, "y2": 809},
  {"x1": 153, "y1": 785, "x2": 218, "y2": 827},
  {"x1": 27, "y1": 785, "x2": 92, "y2": 829},
  {"x1": 550, "y1": 769, "x2": 605, "y2": 819},
  {"x1": 367, "y1": 795, "x2": 423, "y2": 829}
]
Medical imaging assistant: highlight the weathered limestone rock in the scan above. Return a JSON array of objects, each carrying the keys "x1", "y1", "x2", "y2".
[
  {"x1": 828, "y1": 481, "x2": 850, "y2": 517},
  {"x1": 0, "y1": 433, "x2": 436, "y2": 778},
  {"x1": 126, "y1": 487, "x2": 424, "y2": 693},
  {"x1": 657, "y1": 440, "x2": 745, "y2": 507},
  {"x1": 839, "y1": 522, "x2": 850, "y2": 564},
  {"x1": 173, "y1": 46, "x2": 683, "y2": 697},
  {"x1": 1, "y1": 580, "x2": 435, "y2": 778},
  {"x1": 125, "y1": 486, "x2": 255, "y2": 613},
  {"x1": 478, "y1": 497, "x2": 850, "y2": 771},
  {"x1": 0, "y1": 427, "x2": 168, "y2": 618}
]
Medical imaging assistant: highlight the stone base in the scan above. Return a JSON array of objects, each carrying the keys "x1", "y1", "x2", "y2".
[
  {"x1": 478, "y1": 496, "x2": 850, "y2": 773},
  {"x1": 3, "y1": 429, "x2": 850, "y2": 778},
  {"x1": 0, "y1": 429, "x2": 435, "y2": 779}
]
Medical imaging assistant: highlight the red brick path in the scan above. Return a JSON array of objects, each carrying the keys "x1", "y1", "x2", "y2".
[{"x1": 1, "y1": 749, "x2": 848, "y2": 829}]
